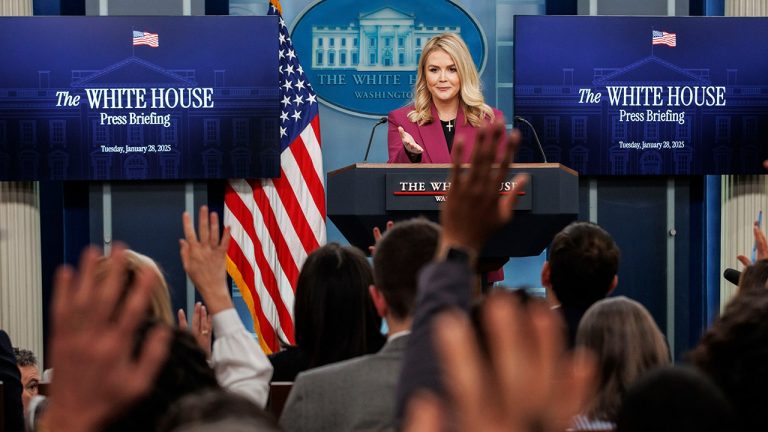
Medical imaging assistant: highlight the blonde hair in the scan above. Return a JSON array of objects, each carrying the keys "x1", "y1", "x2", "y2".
[
  {"x1": 97, "y1": 249, "x2": 175, "y2": 326},
  {"x1": 408, "y1": 32, "x2": 494, "y2": 127},
  {"x1": 576, "y1": 296, "x2": 670, "y2": 422}
]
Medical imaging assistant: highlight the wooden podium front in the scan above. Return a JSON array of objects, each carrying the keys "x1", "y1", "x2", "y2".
[{"x1": 327, "y1": 163, "x2": 578, "y2": 258}]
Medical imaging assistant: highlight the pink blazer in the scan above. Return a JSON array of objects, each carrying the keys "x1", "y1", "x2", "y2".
[{"x1": 387, "y1": 103, "x2": 505, "y2": 163}]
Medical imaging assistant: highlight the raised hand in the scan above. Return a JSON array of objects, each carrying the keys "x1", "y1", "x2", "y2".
[
  {"x1": 178, "y1": 302, "x2": 213, "y2": 358},
  {"x1": 439, "y1": 121, "x2": 528, "y2": 256},
  {"x1": 403, "y1": 294, "x2": 596, "y2": 432},
  {"x1": 42, "y1": 245, "x2": 171, "y2": 432},
  {"x1": 737, "y1": 220, "x2": 768, "y2": 267},
  {"x1": 369, "y1": 220, "x2": 395, "y2": 255},
  {"x1": 399, "y1": 126, "x2": 424, "y2": 155},
  {"x1": 180, "y1": 206, "x2": 233, "y2": 314}
]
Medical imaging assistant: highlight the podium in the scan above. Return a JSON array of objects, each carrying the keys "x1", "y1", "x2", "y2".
[{"x1": 327, "y1": 163, "x2": 579, "y2": 258}]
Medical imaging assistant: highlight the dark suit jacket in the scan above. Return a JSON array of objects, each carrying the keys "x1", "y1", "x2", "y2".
[
  {"x1": 387, "y1": 103, "x2": 505, "y2": 163},
  {"x1": 0, "y1": 330, "x2": 25, "y2": 432},
  {"x1": 560, "y1": 305, "x2": 589, "y2": 349},
  {"x1": 395, "y1": 261, "x2": 473, "y2": 423},
  {"x1": 280, "y1": 335, "x2": 410, "y2": 432},
  {"x1": 269, "y1": 346, "x2": 309, "y2": 382}
]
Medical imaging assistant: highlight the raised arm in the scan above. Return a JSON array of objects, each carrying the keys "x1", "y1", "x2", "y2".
[
  {"x1": 737, "y1": 219, "x2": 768, "y2": 267},
  {"x1": 395, "y1": 120, "x2": 528, "y2": 420},
  {"x1": 403, "y1": 295, "x2": 596, "y2": 432},
  {"x1": 180, "y1": 206, "x2": 273, "y2": 407},
  {"x1": 399, "y1": 121, "x2": 596, "y2": 432}
]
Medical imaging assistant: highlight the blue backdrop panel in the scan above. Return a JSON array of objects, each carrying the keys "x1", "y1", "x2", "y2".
[
  {"x1": 514, "y1": 16, "x2": 768, "y2": 175},
  {"x1": 109, "y1": 182, "x2": 190, "y2": 315},
  {"x1": 596, "y1": 179, "x2": 669, "y2": 331},
  {"x1": 0, "y1": 16, "x2": 279, "y2": 180}
]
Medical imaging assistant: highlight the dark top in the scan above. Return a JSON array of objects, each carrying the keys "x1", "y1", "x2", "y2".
[
  {"x1": 560, "y1": 305, "x2": 589, "y2": 350},
  {"x1": 440, "y1": 118, "x2": 456, "y2": 153},
  {"x1": 404, "y1": 118, "x2": 457, "y2": 163},
  {"x1": 0, "y1": 330, "x2": 25, "y2": 432},
  {"x1": 269, "y1": 346, "x2": 309, "y2": 382},
  {"x1": 395, "y1": 260, "x2": 473, "y2": 423}
]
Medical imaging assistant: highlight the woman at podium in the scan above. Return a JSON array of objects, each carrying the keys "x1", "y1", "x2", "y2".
[
  {"x1": 387, "y1": 32, "x2": 508, "y2": 285},
  {"x1": 387, "y1": 32, "x2": 504, "y2": 163}
]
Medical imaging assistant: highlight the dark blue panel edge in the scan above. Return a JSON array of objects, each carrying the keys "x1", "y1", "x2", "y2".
[{"x1": 705, "y1": 175, "x2": 721, "y2": 327}]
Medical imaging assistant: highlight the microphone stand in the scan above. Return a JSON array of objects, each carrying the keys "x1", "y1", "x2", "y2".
[
  {"x1": 514, "y1": 116, "x2": 548, "y2": 163},
  {"x1": 364, "y1": 117, "x2": 388, "y2": 162}
]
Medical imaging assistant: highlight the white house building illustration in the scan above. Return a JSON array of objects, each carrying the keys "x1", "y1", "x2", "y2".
[{"x1": 311, "y1": 7, "x2": 459, "y2": 71}]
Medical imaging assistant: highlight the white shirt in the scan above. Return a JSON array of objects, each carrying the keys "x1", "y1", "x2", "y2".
[
  {"x1": 211, "y1": 308, "x2": 273, "y2": 408},
  {"x1": 388, "y1": 330, "x2": 411, "y2": 342}
]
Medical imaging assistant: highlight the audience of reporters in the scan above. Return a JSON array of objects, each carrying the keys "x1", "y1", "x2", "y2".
[
  {"x1": 38, "y1": 246, "x2": 172, "y2": 432},
  {"x1": 17, "y1": 119, "x2": 768, "y2": 432},
  {"x1": 398, "y1": 121, "x2": 597, "y2": 431},
  {"x1": 90, "y1": 208, "x2": 273, "y2": 409},
  {"x1": 571, "y1": 296, "x2": 669, "y2": 431},
  {"x1": 29, "y1": 206, "x2": 278, "y2": 432},
  {"x1": 269, "y1": 242, "x2": 385, "y2": 382},
  {"x1": 280, "y1": 218, "x2": 440, "y2": 432}
]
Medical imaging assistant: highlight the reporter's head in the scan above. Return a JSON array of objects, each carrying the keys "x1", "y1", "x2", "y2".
[
  {"x1": 547, "y1": 222, "x2": 620, "y2": 308},
  {"x1": 97, "y1": 249, "x2": 174, "y2": 326},
  {"x1": 373, "y1": 218, "x2": 440, "y2": 320}
]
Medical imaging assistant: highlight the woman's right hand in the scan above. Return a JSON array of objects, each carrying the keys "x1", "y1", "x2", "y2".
[{"x1": 399, "y1": 126, "x2": 424, "y2": 155}]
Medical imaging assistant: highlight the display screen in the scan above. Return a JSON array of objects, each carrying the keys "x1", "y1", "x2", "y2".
[
  {"x1": 514, "y1": 16, "x2": 768, "y2": 175},
  {"x1": 0, "y1": 16, "x2": 280, "y2": 180}
]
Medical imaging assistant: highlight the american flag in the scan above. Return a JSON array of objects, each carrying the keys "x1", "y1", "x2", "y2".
[
  {"x1": 133, "y1": 31, "x2": 159, "y2": 48},
  {"x1": 652, "y1": 30, "x2": 676, "y2": 47},
  {"x1": 224, "y1": 0, "x2": 325, "y2": 354}
]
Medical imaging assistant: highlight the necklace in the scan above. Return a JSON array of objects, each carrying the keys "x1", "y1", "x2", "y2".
[{"x1": 445, "y1": 120, "x2": 454, "y2": 132}]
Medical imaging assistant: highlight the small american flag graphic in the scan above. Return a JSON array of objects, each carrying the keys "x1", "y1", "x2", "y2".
[
  {"x1": 133, "y1": 31, "x2": 159, "y2": 48},
  {"x1": 652, "y1": 30, "x2": 676, "y2": 47}
]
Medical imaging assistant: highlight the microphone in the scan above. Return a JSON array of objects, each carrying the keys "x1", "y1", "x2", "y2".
[
  {"x1": 723, "y1": 268, "x2": 741, "y2": 286},
  {"x1": 514, "y1": 116, "x2": 548, "y2": 163},
  {"x1": 364, "y1": 117, "x2": 388, "y2": 162}
]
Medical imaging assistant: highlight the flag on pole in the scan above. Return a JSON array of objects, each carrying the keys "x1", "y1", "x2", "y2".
[{"x1": 224, "y1": 0, "x2": 325, "y2": 354}]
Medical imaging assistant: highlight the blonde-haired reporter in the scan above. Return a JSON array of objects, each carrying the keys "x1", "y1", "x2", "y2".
[{"x1": 388, "y1": 32, "x2": 502, "y2": 163}]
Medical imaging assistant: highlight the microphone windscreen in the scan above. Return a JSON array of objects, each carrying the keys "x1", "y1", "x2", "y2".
[{"x1": 723, "y1": 268, "x2": 741, "y2": 286}]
